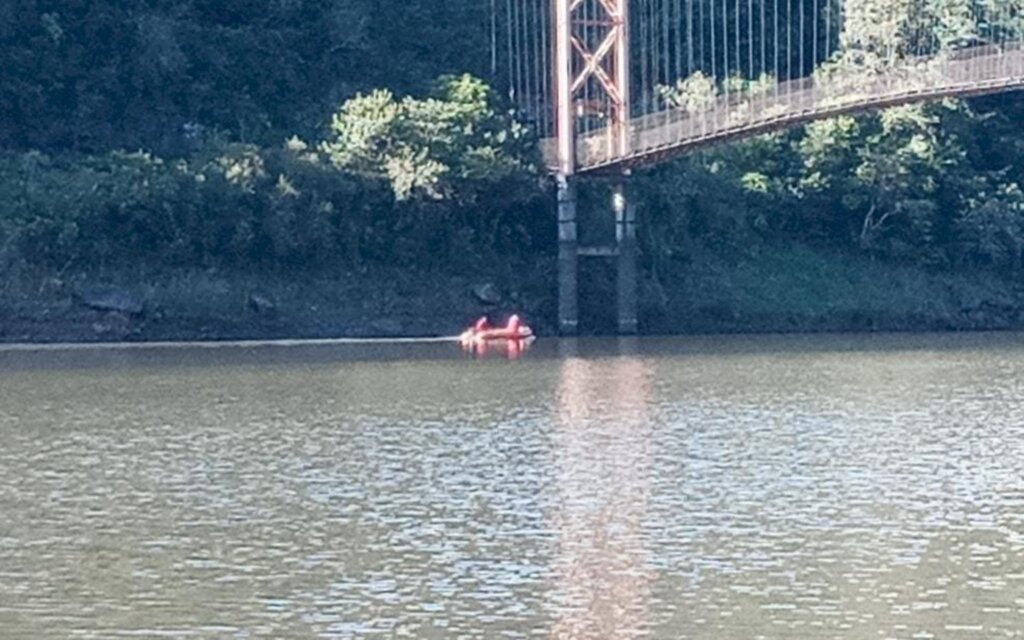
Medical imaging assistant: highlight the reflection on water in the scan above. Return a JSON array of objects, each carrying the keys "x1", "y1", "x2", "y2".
[
  {"x1": 1, "y1": 333, "x2": 1024, "y2": 638},
  {"x1": 551, "y1": 340, "x2": 655, "y2": 638},
  {"x1": 461, "y1": 336, "x2": 534, "y2": 359}
]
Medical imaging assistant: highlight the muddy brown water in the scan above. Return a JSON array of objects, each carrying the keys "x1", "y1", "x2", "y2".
[{"x1": 1, "y1": 333, "x2": 1023, "y2": 638}]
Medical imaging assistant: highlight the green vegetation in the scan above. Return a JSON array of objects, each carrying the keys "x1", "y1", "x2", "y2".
[
  {"x1": 0, "y1": 75, "x2": 547, "y2": 277},
  {"x1": 3, "y1": 1, "x2": 1024, "y2": 340}
]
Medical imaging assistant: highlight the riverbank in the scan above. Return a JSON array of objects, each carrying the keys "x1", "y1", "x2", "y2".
[
  {"x1": 0, "y1": 262, "x2": 556, "y2": 343},
  {"x1": 645, "y1": 244, "x2": 1024, "y2": 334},
  {"x1": 2, "y1": 243, "x2": 1023, "y2": 343}
]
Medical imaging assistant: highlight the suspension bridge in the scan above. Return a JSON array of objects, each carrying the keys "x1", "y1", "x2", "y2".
[{"x1": 491, "y1": 0, "x2": 1024, "y2": 334}]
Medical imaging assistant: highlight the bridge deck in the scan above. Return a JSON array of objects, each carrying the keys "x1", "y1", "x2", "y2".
[{"x1": 543, "y1": 44, "x2": 1024, "y2": 174}]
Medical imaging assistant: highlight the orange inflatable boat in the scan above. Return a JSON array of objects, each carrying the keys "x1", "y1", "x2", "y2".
[{"x1": 459, "y1": 315, "x2": 534, "y2": 347}]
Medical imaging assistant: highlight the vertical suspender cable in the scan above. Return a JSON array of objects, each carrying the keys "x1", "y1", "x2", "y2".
[
  {"x1": 656, "y1": 0, "x2": 661, "y2": 111},
  {"x1": 531, "y1": 0, "x2": 538, "y2": 134},
  {"x1": 520, "y1": 0, "x2": 529, "y2": 115},
  {"x1": 651, "y1": 0, "x2": 658, "y2": 104},
  {"x1": 520, "y1": 0, "x2": 527, "y2": 119},
  {"x1": 760, "y1": 0, "x2": 766, "y2": 113},
  {"x1": 652, "y1": 0, "x2": 658, "y2": 97},
  {"x1": 736, "y1": 0, "x2": 741, "y2": 81},
  {"x1": 761, "y1": 0, "x2": 766, "y2": 79},
  {"x1": 916, "y1": 1, "x2": 922, "y2": 56},
  {"x1": 918, "y1": 0, "x2": 924, "y2": 56},
  {"x1": 688, "y1": 0, "x2": 695, "y2": 76},
  {"x1": 654, "y1": 0, "x2": 661, "y2": 113},
  {"x1": 674, "y1": 0, "x2": 680, "y2": 81},
  {"x1": 740, "y1": 0, "x2": 746, "y2": 80},
  {"x1": 602, "y1": 0, "x2": 610, "y2": 128},
  {"x1": 665, "y1": 0, "x2": 672, "y2": 92},
  {"x1": 722, "y1": 0, "x2": 730, "y2": 94},
  {"x1": 884, "y1": 2, "x2": 891, "y2": 64},
  {"x1": 1018, "y1": 0, "x2": 1022, "y2": 78},
  {"x1": 710, "y1": 0, "x2": 717, "y2": 82},
  {"x1": 913, "y1": 0, "x2": 921, "y2": 56},
  {"x1": 653, "y1": 0, "x2": 660, "y2": 112},
  {"x1": 536, "y1": 0, "x2": 545, "y2": 131},
  {"x1": 605, "y1": 0, "x2": 611, "y2": 129},
  {"x1": 837, "y1": 0, "x2": 843, "y2": 51},
  {"x1": 647, "y1": 0, "x2": 655, "y2": 111},
  {"x1": 663, "y1": 0, "x2": 669, "y2": 89},
  {"x1": 585, "y1": 0, "x2": 593, "y2": 136},
  {"x1": 541, "y1": 0, "x2": 550, "y2": 137},
  {"x1": 602, "y1": 0, "x2": 607, "y2": 136},
  {"x1": 507, "y1": 0, "x2": 515, "y2": 100},
  {"x1": 824, "y1": 0, "x2": 830, "y2": 59},
  {"x1": 724, "y1": 0, "x2": 731, "y2": 86},
  {"x1": 786, "y1": 0, "x2": 792, "y2": 80},
  {"x1": 748, "y1": 0, "x2": 754, "y2": 79},
  {"x1": 799, "y1": 0, "x2": 805, "y2": 74},
  {"x1": 537, "y1": 0, "x2": 545, "y2": 133},
  {"x1": 641, "y1": 0, "x2": 649, "y2": 114},
  {"x1": 774, "y1": 0, "x2": 779, "y2": 88},
  {"x1": 652, "y1": 0, "x2": 659, "y2": 112},
  {"x1": 638, "y1": 0, "x2": 644, "y2": 113},
  {"x1": 521, "y1": 0, "x2": 528, "y2": 103},
  {"x1": 491, "y1": 0, "x2": 498, "y2": 79},
  {"x1": 699, "y1": 0, "x2": 706, "y2": 75},
  {"x1": 676, "y1": 0, "x2": 684, "y2": 82},
  {"x1": 992, "y1": 0, "x2": 998, "y2": 77},
  {"x1": 528, "y1": 0, "x2": 536, "y2": 123},
  {"x1": 813, "y1": 0, "x2": 818, "y2": 65},
  {"x1": 512, "y1": 0, "x2": 521, "y2": 105},
  {"x1": 581, "y1": 0, "x2": 588, "y2": 137}
]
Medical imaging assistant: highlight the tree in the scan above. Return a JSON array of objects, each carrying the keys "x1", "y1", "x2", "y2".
[{"x1": 322, "y1": 74, "x2": 537, "y2": 202}]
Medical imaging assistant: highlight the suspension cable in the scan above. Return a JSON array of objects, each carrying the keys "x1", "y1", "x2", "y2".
[
  {"x1": 761, "y1": 0, "x2": 767, "y2": 79},
  {"x1": 491, "y1": 0, "x2": 498, "y2": 78},
  {"x1": 813, "y1": 0, "x2": 818, "y2": 65},
  {"x1": 774, "y1": 0, "x2": 779, "y2": 90},
  {"x1": 799, "y1": 0, "x2": 805, "y2": 74},
  {"x1": 665, "y1": 0, "x2": 672, "y2": 96},
  {"x1": 699, "y1": 0, "x2": 706, "y2": 77},
  {"x1": 748, "y1": 0, "x2": 754, "y2": 79},
  {"x1": 786, "y1": 0, "x2": 792, "y2": 81},
  {"x1": 540, "y1": 0, "x2": 550, "y2": 137},
  {"x1": 688, "y1": 0, "x2": 695, "y2": 76},
  {"x1": 506, "y1": 0, "x2": 515, "y2": 101},
  {"x1": 710, "y1": 0, "x2": 717, "y2": 83}
]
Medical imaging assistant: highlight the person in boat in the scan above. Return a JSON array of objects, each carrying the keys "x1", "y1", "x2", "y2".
[
  {"x1": 461, "y1": 314, "x2": 533, "y2": 346},
  {"x1": 506, "y1": 314, "x2": 524, "y2": 337},
  {"x1": 460, "y1": 316, "x2": 489, "y2": 347}
]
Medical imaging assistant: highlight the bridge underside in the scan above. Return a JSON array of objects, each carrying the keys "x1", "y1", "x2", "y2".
[{"x1": 543, "y1": 44, "x2": 1024, "y2": 175}]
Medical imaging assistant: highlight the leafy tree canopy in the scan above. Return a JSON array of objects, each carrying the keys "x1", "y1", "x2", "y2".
[{"x1": 322, "y1": 75, "x2": 538, "y2": 202}]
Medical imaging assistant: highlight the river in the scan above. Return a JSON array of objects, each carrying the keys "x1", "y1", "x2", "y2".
[{"x1": 1, "y1": 333, "x2": 1023, "y2": 638}]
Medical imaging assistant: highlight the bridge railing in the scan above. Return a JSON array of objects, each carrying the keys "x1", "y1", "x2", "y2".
[{"x1": 545, "y1": 43, "x2": 1024, "y2": 173}]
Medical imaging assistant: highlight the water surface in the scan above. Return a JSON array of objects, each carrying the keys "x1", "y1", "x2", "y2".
[{"x1": 2, "y1": 333, "x2": 1024, "y2": 638}]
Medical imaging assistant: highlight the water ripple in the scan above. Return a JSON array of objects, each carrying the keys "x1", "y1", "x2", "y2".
[{"x1": 1, "y1": 334, "x2": 1024, "y2": 638}]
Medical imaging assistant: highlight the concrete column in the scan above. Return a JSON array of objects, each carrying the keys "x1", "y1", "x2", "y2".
[
  {"x1": 557, "y1": 175, "x2": 579, "y2": 335},
  {"x1": 614, "y1": 175, "x2": 638, "y2": 335}
]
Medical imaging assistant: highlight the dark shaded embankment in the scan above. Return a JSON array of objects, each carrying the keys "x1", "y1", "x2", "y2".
[{"x1": 3, "y1": 243, "x2": 1024, "y2": 344}]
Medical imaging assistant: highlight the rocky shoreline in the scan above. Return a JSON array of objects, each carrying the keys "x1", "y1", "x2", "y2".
[
  {"x1": 5, "y1": 245, "x2": 1024, "y2": 345},
  {"x1": 4, "y1": 282, "x2": 1024, "y2": 346},
  {"x1": 0, "y1": 277, "x2": 549, "y2": 344}
]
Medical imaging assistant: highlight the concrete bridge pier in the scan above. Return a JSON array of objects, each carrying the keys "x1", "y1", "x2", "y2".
[
  {"x1": 556, "y1": 173, "x2": 638, "y2": 335},
  {"x1": 613, "y1": 174, "x2": 638, "y2": 335},
  {"x1": 557, "y1": 174, "x2": 579, "y2": 335}
]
